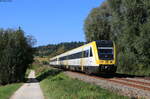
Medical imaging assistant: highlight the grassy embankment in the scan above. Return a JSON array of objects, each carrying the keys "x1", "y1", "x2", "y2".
[
  {"x1": 33, "y1": 64, "x2": 129, "y2": 99},
  {"x1": 0, "y1": 67, "x2": 31, "y2": 99}
]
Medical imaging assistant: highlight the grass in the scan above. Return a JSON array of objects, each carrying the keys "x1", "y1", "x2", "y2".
[
  {"x1": 35, "y1": 66, "x2": 129, "y2": 99},
  {"x1": 0, "y1": 83, "x2": 22, "y2": 99}
]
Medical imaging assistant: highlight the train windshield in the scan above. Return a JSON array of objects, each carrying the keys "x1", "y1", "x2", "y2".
[
  {"x1": 96, "y1": 40, "x2": 114, "y2": 60},
  {"x1": 98, "y1": 47, "x2": 114, "y2": 60}
]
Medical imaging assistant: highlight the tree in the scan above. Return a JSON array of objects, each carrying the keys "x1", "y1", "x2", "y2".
[
  {"x1": 0, "y1": 28, "x2": 35, "y2": 84},
  {"x1": 84, "y1": 1, "x2": 112, "y2": 42}
]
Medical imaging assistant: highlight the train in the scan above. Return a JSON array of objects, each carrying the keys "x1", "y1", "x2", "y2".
[{"x1": 49, "y1": 40, "x2": 117, "y2": 74}]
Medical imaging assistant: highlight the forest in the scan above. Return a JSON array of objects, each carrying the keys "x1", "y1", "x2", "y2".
[{"x1": 84, "y1": 0, "x2": 150, "y2": 76}]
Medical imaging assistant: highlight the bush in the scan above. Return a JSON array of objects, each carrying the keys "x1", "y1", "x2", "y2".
[{"x1": 42, "y1": 61, "x2": 49, "y2": 65}]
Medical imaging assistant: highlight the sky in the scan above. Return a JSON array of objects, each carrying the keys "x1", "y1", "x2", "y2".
[{"x1": 0, "y1": 0, "x2": 105, "y2": 46}]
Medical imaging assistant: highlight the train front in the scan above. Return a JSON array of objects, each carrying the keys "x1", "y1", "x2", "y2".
[{"x1": 95, "y1": 40, "x2": 117, "y2": 73}]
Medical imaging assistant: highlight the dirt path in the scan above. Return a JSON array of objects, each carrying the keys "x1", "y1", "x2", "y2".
[{"x1": 10, "y1": 70, "x2": 44, "y2": 99}]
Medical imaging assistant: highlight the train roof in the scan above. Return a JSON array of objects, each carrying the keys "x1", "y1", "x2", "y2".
[
  {"x1": 50, "y1": 40, "x2": 113, "y2": 60},
  {"x1": 50, "y1": 41, "x2": 94, "y2": 60},
  {"x1": 95, "y1": 40, "x2": 113, "y2": 47}
]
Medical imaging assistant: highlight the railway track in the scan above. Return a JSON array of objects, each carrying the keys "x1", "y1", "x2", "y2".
[
  {"x1": 136, "y1": 77, "x2": 150, "y2": 81},
  {"x1": 74, "y1": 72, "x2": 150, "y2": 90},
  {"x1": 113, "y1": 78, "x2": 150, "y2": 87},
  {"x1": 64, "y1": 71, "x2": 150, "y2": 99},
  {"x1": 81, "y1": 72, "x2": 150, "y2": 91}
]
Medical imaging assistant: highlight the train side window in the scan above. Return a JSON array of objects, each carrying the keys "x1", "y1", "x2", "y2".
[
  {"x1": 83, "y1": 50, "x2": 89, "y2": 57},
  {"x1": 90, "y1": 48, "x2": 93, "y2": 57},
  {"x1": 79, "y1": 52, "x2": 82, "y2": 58},
  {"x1": 86, "y1": 50, "x2": 89, "y2": 57},
  {"x1": 83, "y1": 51, "x2": 85, "y2": 57},
  {"x1": 67, "y1": 51, "x2": 83, "y2": 59}
]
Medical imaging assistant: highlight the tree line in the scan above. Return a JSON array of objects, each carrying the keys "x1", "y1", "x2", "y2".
[
  {"x1": 84, "y1": 0, "x2": 150, "y2": 76},
  {"x1": 0, "y1": 28, "x2": 35, "y2": 85}
]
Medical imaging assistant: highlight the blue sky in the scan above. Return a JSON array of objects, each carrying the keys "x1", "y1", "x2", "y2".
[{"x1": 0, "y1": 0, "x2": 104, "y2": 46}]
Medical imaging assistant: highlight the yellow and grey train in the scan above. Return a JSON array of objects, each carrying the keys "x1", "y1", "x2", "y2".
[{"x1": 49, "y1": 40, "x2": 117, "y2": 74}]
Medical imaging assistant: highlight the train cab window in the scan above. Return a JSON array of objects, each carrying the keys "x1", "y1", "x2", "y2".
[
  {"x1": 90, "y1": 48, "x2": 93, "y2": 57},
  {"x1": 98, "y1": 47, "x2": 114, "y2": 60}
]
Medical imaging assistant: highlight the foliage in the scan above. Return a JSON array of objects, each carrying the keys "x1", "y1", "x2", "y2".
[
  {"x1": 0, "y1": 28, "x2": 35, "y2": 85},
  {"x1": 109, "y1": 0, "x2": 150, "y2": 75},
  {"x1": 84, "y1": 0, "x2": 150, "y2": 76},
  {"x1": 35, "y1": 42, "x2": 84, "y2": 58},
  {"x1": 42, "y1": 61, "x2": 49, "y2": 65}
]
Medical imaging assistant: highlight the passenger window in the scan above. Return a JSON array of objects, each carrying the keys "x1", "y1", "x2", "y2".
[
  {"x1": 90, "y1": 48, "x2": 93, "y2": 57},
  {"x1": 83, "y1": 50, "x2": 89, "y2": 57},
  {"x1": 86, "y1": 50, "x2": 89, "y2": 57}
]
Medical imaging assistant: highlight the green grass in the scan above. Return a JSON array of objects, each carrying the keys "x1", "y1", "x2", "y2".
[
  {"x1": 36, "y1": 66, "x2": 129, "y2": 99},
  {"x1": 0, "y1": 83, "x2": 22, "y2": 99}
]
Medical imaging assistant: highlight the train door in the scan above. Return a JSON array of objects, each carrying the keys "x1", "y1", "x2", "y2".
[
  {"x1": 88, "y1": 47, "x2": 94, "y2": 66},
  {"x1": 82, "y1": 46, "x2": 91, "y2": 66},
  {"x1": 57, "y1": 58, "x2": 59, "y2": 65}
]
